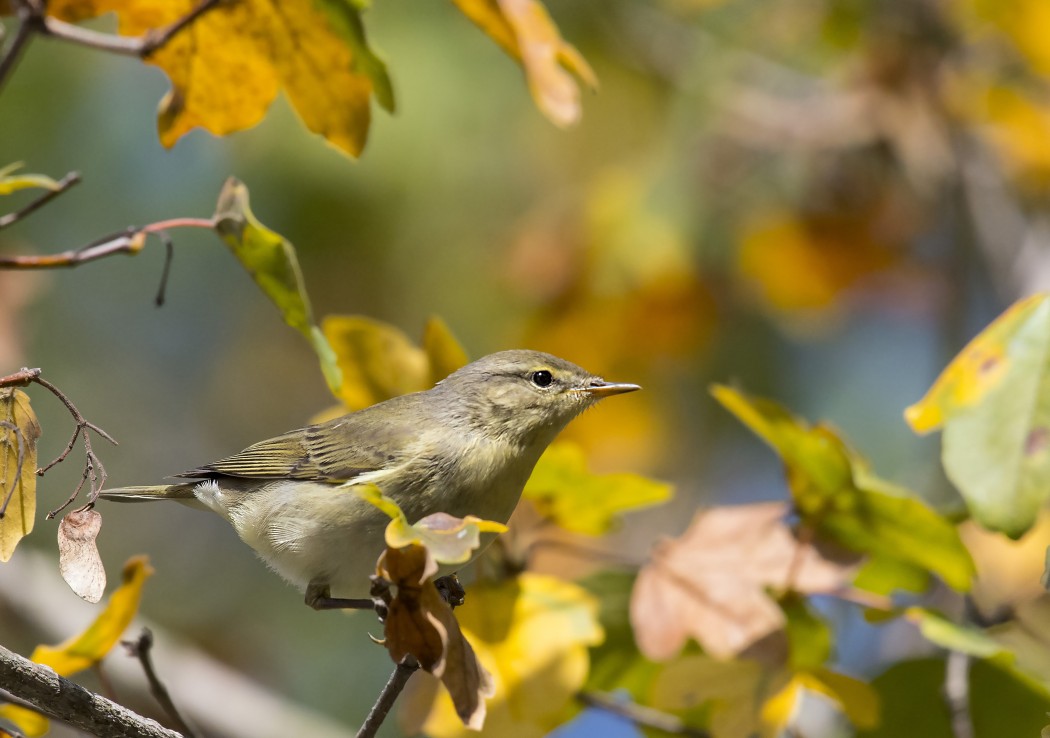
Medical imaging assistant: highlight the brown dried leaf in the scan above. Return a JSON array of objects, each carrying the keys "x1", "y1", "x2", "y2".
[
  {"x1": 377, "y1": 544, "x2": 492, "y2": 727},
  {"x1": 58, "y1": 509, "x2": 106, "y2": 603},
  {"x1": 452, "y1": 0, "x2": 597, "y2": 127},
  {"x1": 0, "y1": 389, "x2": 40, "y2": 562},
  {"x1": 630, "y1": 502, "x2": 853, "y2": 661}
]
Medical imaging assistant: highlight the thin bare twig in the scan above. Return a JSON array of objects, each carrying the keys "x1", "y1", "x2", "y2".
[
  {"x1": 355, "y1": 656, "x2": 419, "y2": 738},
  {"x1": 0, "y1": 172, "x2": 82, "y2": 230},
  {"x1": 0, "y1": 0, "x2": 39, "y2": 95},
  {"x1": 122, "y1": 629, "x2": 198, "y2": 738},
  {"x1": 3, "y1": 0, "x2": 223, "y2": 67},
  {"x1": 0, "y1": 219, "x2": 214, "y2": 271},
  {"x1": 0, "y1": 368, "x2": 117, "y2": 518},
  {"x1": 578, "y1": 691, "x2": 711, "y2": 737}
]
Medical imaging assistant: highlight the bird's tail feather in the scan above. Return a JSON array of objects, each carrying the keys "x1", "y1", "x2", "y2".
[{"x1": 98, "y1": 484, "x2": 198, "y2": 502}]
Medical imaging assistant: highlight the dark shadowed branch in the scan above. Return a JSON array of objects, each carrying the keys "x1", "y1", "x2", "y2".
[{"x1": 0, "y1": 643, "x2": 184, "y2": 738}]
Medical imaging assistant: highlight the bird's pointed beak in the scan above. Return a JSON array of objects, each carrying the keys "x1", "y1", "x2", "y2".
[{"x1": 575, "y1": 380, "x2": 642, "y2": 398}]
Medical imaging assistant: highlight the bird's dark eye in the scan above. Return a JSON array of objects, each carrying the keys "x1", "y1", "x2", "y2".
[{"x1": 531, "y1": 370, "x2": 554, "y2": 388}]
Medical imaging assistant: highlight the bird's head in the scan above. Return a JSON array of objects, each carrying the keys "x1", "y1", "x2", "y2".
[{"x1": 435, "y1": 350, "x2": 640, "y2": 447}]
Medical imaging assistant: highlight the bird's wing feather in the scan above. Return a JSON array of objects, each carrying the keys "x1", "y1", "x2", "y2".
[{"x1": 175, "y1": 395, "x2": 427, "y2": 482}]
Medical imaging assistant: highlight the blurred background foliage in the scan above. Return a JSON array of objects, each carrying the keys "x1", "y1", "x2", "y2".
[{"x1": 4, "y1": 0, "x2": 1050, "y2": 735}]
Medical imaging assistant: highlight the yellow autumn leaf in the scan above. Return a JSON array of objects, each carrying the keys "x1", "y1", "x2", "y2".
[
  {"x1": 321, "y1": 315, "x2": 468, "y2": 413},
  {"x1": 0, "y1": 162, "x2": 60, "y2": 196},
  {"x1": 522, "y1": 441, "x2": 672, "y2": 535},
  {"x1": 0, "y1": 556, "x2": 153, "y2": 736},
  {"x1": 356, "y1": 485, "x2": 507, "y2": 564},
  {"x1": 0, "y1": 389, "x2": 40, "y2": 563},
  {"x1": 418, "y1": 574, "x2": 604, "y2": 737},
  {"x1": 906, "y1": 293, "x2": 1049, "y2": 433},
  {"x1": 45, "y1": 0, "x2": 391, "y2": 157},
  {"x1": 761, "y1": 668, "x2": 879, "y2": 732},
  {"x1": 452, "y1": 0, "x2": 597, "y2": 127}
]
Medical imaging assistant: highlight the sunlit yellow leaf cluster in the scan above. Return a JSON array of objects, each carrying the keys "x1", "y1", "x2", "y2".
[{"x1": 0, "y1": 556, "x2": 153, "y2": 737}]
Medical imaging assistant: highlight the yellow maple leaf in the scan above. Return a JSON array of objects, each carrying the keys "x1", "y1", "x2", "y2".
[
  {"x1": 46, "y1": 0, "x2": 392, "y2": 157},
  {"x1": 416, "y1": 574, "x2": 604, "y2": 737},
  {"x1": 0, "y1": 556, "x2": 153, "y2": 736}
]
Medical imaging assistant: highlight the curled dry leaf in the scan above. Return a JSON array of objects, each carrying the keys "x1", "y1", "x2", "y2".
[
  {"x1": 452, "y1": 0, "x2": 597, "y2": 127},
  {"x1": 357, "y1": 485, "x2": 507, "y2": 565},
  {"x1": 378, "y1": 544, "x2": 493, "y2": 728},
  {"x1": 630, "y1": 502, "x2": 853, "y2": 661},
  {"x1": 58, "y1": 508, "x2": 106, "y2": 603}
]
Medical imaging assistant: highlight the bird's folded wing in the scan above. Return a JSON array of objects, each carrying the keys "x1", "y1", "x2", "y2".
[{"x1": 174, "y1": 407, "x2": 420, "y2": 483}]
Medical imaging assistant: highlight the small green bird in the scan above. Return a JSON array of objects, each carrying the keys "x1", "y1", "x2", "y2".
[{"x1": 100, "y1": 350, "x2": 639, "y2": 608}]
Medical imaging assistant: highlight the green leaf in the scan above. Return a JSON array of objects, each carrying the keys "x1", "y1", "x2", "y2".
[
  {"x1": 711, "y1": 385, "x2": 975, "y2": 592},
  {"x1": 860, "y1": 657, "x2": 1050, "y2": 738},
  {"x1": 854, "y1": 554, "x2": 931, "y2": 596},
  {"x1": 523, "y1": 441, "x2": 672, "y2": 535},
  {"x1": 857, "y1": 658, "x2": 953, "y2": 738},
  {"x1": 907, "y1": 293, "x2": 1050, "y2": 537},
  {"x1": 971, "y1": 657, "x2": 1050, "y2": 738},
  {"x1": 780, "y1": 593, "x2": 832, "y2": 671},
  {"x1": 212, "y1": 178, "x2": 342, "y2": 395},
  {"x1": 904, "y1": 607, "x2": 1008, "y2": 659},
  {"x1": 315, "y1": 0, "x2": 395, "y2": 113}
]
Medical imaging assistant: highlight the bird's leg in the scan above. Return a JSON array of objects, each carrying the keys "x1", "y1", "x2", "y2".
[
  {"x1": 304, "y1": 581, "x2": 373, "y2": 611},
  {"x1": 434, "y1": 573, "x2": 465, "y2": 608}
]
